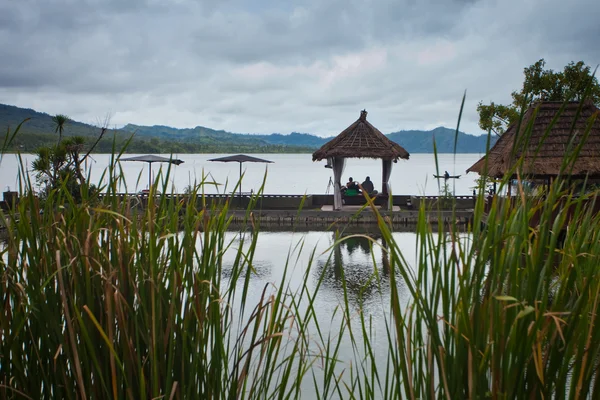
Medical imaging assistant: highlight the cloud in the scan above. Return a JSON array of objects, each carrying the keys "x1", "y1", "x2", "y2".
[{"x1": 0, "y1": 0, "x2": 598, "y2": 136}]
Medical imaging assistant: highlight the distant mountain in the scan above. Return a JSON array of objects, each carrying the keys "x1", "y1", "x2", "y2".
[
  {"x1": 124, "y1": 122, "x2": 494, "y2": 153},
  {"x1": 387, "y1": 127, "x2": 497, "y2": 154},
  {"x1": 253, "y1": 132, "x2": 330, "y2": 148},
  {"x1": 121, "y1": 124, "x2": 275, "y2": 146},
  {"x1": 0, "y1": 104, "x2": 313, "y2": 153},
  {"x1": 1, "y1": 103, "x2": 494, "y2": 154},
  {"x1": 0, "y1": 103, "x2": 100, "y2": 137}
]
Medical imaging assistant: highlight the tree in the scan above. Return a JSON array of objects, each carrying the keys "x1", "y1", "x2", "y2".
[
  {"x1": 33, "y1": 118, "x2": 109, "y2": 201},
  {"x1": 52, "y1": 114, "x2": 70, "y2": 143},
  {"x1": 477, "y1": 59, "x2": 600, "y2": 136}
]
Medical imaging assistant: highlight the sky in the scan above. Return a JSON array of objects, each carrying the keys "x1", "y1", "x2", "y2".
[{"x1": 1, "y1": 0, "x2": 598, "y2": 137}]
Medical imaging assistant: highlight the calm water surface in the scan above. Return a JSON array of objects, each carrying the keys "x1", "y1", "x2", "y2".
[
  {"x1": 218, "y1": 227, "x2": 468, "y2": 397},
  {"x1": 0, "y1": 153, "x2": 482, "y2": 196},
  {"x1": 222, "y1": 229, "x2": 408, "y2": 394},
  {"x1": 222, "y1": 229, "x2": 414, "y2": 314}
]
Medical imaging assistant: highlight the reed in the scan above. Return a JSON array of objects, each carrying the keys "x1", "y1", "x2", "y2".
[{"x1": 1, "y1": 98, "x2": 600, "y2": 399}]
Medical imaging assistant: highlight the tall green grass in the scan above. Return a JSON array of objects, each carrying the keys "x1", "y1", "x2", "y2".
[{"x1": 2, "y1": 98, "x2": 600, "y2": 399}]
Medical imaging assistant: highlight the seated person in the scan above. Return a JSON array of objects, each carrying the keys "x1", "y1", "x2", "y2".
[
  {"x1": 361, "y1": 176, "x2": 377, "y2": 195},
  {"x1": 343, "y1": 177, "x2": 361, "y2": 196}
]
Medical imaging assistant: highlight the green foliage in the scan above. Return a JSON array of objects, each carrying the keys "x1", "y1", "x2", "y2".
[
  {"x1": 476, "y1": 101, "x2": 520, "y2": 137},
  {"x1": 31, "y1": 114, "x2": 98, "y2": 202},
  {"x1": 31, "y1": 142, "x2": 91, "y2": 201},
  {"x1": 478, "y1": 59, "x2": 600, "y2": 135},
  {"x1": 440, "y1": 182, "x2": 452, "y2": 198}
]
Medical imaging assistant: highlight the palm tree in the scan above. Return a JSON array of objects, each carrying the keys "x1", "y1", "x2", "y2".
[
  {"x1": 63, "y1": 136, "x2": 86, "y2": 184},
  {"x1": 52, "y1": 114, "x2": 70, "y2": 143}
]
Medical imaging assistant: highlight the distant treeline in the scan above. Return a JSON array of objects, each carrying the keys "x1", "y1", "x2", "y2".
[{"x1": 7, "y1": 131, "x2": 315, "y2": 154}]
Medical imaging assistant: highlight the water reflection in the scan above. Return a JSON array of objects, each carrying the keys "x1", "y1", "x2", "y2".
[
  {"x1": 214, "y1": 227, "x2": 417, "y2": 398},
  {"x1": 217, "y1": 227, "x2": 418, "y2": 316},
  {"x1": 343, "y1": 234, "x2": 375, "y2": 256},
  {"x1": 221, "y1": 259, "x2": 272, "y2": 280},
  {"x1": 314, "y1": 231, "x2": 398, "y2": 306},
  {"x1": 220, "y1": 229, "x2": 273, "y2": 280}
]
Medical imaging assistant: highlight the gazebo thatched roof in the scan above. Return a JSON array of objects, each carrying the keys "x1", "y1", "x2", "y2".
[
  {"x1": 312, "y1": 110, "x2": 410, "y2": 161},
  {"x1": 467, "y1": 100, "x2": 600, "y2": 178}
]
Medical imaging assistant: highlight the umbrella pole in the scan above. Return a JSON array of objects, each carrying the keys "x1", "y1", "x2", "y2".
[
  {"x1": 148, "y1": 163, "x2": 152, "y2": 191},
  {"x1": 239, "y1": 162, "x2": 242, "y2": 198}
]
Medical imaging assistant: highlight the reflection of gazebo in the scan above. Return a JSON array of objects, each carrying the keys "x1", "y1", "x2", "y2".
[
  {"x1": 312, "y1": 110, "x2": 410, "y2": 210},
  {"x1": 467, "y1": 100, "x2": 600, "y2": 186},
  {"x1": 314, "y1": 232, "x2": 391, "y2": 306}
]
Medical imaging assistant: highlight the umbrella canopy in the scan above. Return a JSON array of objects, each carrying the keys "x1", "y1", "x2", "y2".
[
  {"x1": 208, "y1": 154, "x2": 274, "y2": 164},
  {"x1": 120, "y1": 155, "x2": 184, "y2": 165},
  {"x1": 119, "y1": 155, "x2": 184, "y2": 190},
  {"x1": 208, "y1": 154, "x2": 273, "y2": 197}
]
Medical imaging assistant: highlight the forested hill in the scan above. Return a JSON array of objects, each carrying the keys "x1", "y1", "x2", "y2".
[
  {"x1": 387, "y1": 127, "x2": 497, "y2": 153},
  {"x1": 0, "y1": 104, "x2": 314, "y2": 153},
  {"x1": 2, "y1": 103, "x2": 495, "y2": 153},
  {"x1": 121, "y1": 124, "x2": 331, "y2": 149},
  {"x1": 121, "y1": 123, "x2": 496, "y2": 153}
]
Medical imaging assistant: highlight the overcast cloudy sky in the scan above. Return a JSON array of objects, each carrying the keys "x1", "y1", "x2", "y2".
[{"x1": 0, "y1": 0, "x2": 598, "y2": 136}]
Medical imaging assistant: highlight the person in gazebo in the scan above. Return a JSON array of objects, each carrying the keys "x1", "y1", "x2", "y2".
[
  {"x1": 343, "y1": 177, "x2": 361, "y2": 196},
  {"x1": 361, "y1": 176, "x2": 377, "y2": 195}
]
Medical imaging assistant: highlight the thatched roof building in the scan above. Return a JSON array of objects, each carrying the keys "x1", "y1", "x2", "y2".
[
  {"x1": 313, "y1": 110, "x2": 409, "y2": 210},
  {"x1": 467, "y1": 100, "x2": 600, "y2": 178},
  {"x1": 312, "y1": 110, "x2": 409, "y2": 161}
]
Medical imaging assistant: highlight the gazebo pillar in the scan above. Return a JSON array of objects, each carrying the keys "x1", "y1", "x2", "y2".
[
  {"x1": 331, "y1": 157, "x2": 345, "y2": 210},
  {"x1": 382, "y1": 159, "x2": 393, "y2": 208}
]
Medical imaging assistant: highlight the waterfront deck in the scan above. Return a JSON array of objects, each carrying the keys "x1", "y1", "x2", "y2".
[
  {"x1": 97, "y1": 192, "x2": 476, "y2": 210},
  {"x1": 104, "y1": 192, "x2": 476, "y2": 224},
  {"x1": 226, "y1": 207, "x2": 473, "y2": 225},
  {"x1": 1, "y1": 192, "x2": 477, "y2": 229},
  {"x1": 319, "y1": 205, "x2": 402, "y2": 211}
]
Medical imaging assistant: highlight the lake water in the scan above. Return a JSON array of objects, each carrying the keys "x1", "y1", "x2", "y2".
[
  {"x1": 223, "y1": 228, "x2": 415, "y2": 316},
  {"x1": 220, "y1": 227, "x2": 468, "y2": 396},
  {"x1": 0, "y1": 153, "x2": 482, "y2": 196},
  {"x1": 222, "y1": 228, "x2": 415, "y2": 394}
]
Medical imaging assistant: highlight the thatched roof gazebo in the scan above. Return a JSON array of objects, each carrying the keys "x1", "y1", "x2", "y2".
[
  {"x1": 467, "y1": 100, "x2": 600, "y2": 184},
  {"x1": 313, "y1": 110, "x2": 409, "y2": 210}
]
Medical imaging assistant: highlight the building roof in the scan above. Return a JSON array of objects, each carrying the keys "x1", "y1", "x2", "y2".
[
  {"x1": 467, "y1": 100, "x2": 600, "y2": 178},
  {"x1": 312, "y1": 110, "x2": 410, "y2": 161}
]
